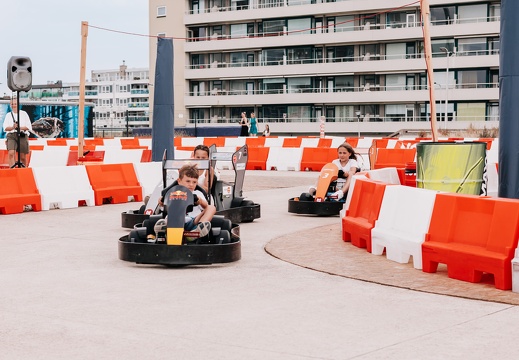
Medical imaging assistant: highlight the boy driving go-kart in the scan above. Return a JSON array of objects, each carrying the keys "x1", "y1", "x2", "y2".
[{"x1": 155, "y1": 164, "x2": 216, "y2": 243}]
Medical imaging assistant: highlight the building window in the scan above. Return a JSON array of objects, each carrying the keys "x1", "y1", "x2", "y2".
[
  {"x1": 457, "y1": 103, "x2": 486, "y2": 121},
  {"x1": 430, "y1": 6, "x2": 455, "y2": 25},
  {"x1": 157, "y1": 6, "x2": 166, "y2": 17},
  {"x1": 157, "y1": 33, "x2": 166, "y2": 38}
]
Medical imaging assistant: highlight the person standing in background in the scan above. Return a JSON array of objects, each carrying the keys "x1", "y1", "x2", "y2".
[
  {"x1": 2, "y1": 97, "x2": 32, "y2": 167},
  {"x1": 249, "y1": 112, "x2": 258, "y2": 137},
  {"x1": 240, "y1": 112, "x2": 249, "y2": 137},
  {"x1": 262, "y1": 124, "x2": 271, "y2": 137}
]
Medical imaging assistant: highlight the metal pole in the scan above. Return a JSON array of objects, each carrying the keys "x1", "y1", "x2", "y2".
[
  {"x1": 445, "y1": 52, "x2": 450, "y2": 130},
  {"x1": 356, "y1": 113, "x2": 361, "y2": 138}
]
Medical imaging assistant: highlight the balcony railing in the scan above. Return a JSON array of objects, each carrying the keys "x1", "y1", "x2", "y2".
[
  {"x1": 187, "y1": 82, "x2": 498, "y2": 97},
  {"x1": 128, "y1": 102, "x2": 149, "y2": 108},
  {"x1": 186, "y1": 15, "x2": 499, "y2": 41},
  {"x1": 187, "y1": 49, "x2": 499, "y2": 70},
  {"x1": 186, "y1": 114, "x2": 499, "y2": 124},
  {"x1": 130, "y1": 89, "x2": 150, "y2": 94}
]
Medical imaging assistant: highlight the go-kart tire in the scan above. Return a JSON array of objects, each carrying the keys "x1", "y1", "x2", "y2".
[{"x1": 121, "y1": 210, "x2": 150, "y2": 229}]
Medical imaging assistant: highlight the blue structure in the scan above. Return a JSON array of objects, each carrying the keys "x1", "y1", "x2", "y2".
[
  {"x1": 151, "y1": 38, "x2": 175, "y2": 161},
  {"x1": 499, "y1": 0, "x2": 519, "y2": 198}
]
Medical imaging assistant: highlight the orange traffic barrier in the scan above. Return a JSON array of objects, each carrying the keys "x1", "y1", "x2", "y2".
[
  {"x1": 120, "y1": 138, "x2": 140, "y2": 147},
  {"x1": 342, "y1": 178, "x2": 389, "y2": 252},
  {"x1": 174, "y1": 137, "x2": 182, "y2": 146},
  {"x1": 345, "y1": 137, "x2": 359, "y2": 148},
  {"x1": 70, "y1": 145, "x2": 96, "y2": 151},
  {"x1": 46, "y1": 138, "x2": 69, "y2": 146},
  {"x1": 0, "y1": 168, "x2": 42, "y2": 214},
  {"x1": 85, "y1": 163, "x2": 142, "y2": 205},
  {"x1": 477, "y1": 138, "x2": 494, "y2": 150},
  {"x1": 317, "y1": 138, "x2": 332, "y2": 148},
  {"x1": 283, "y1": 137, "x2": 303, "y2": 148},
  {"x1": 246, "y1": 147, "x2": 270, "y2": 170},
  {"x1": 141, "y1": 149, "x2": 152, "y2": 162},
  {"x1": 203, "y1": 137, "x2": 226, "y2": 147},
  {"x1": 0, "y1": 150, "x2": 9, "y2": 169},
  {"x1": 300, "y1": 147, "x2": 336, "y2": 171},
  {"x1": 176, "y1": 146, "x2": 195, "y2": 152},
  {"x1": 373, "y1": 148, "x2": 416, "y2": 169},
  {"x1": 85, "y1": 138, "x2": 104, "y2": 146},
  {"x1": 422, "y1": 193, "x2": 519, "y2": 290},
  {"x1": 121, "y1": 145, "x2": 148, "y2": 150},
  {"x1": 246, "y1": 137, "x2": 266, "y2": 147},
  {"x1": 67, "y1": 150, "x2": 105, "y2": 166}
]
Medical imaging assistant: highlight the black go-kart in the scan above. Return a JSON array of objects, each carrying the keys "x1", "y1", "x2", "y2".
[
  {"x1": 211, "y1": 145, "x2": 261, "y2": 224},
  {"x1": 118, "y1": 184, "x2": 241, "y2": 266},
  {"x1": 121, "y1": 145, "x2": 260, "y2": 228},
  {"x1": 288, "y1": 163, "x2": 345, "y2": 216}
]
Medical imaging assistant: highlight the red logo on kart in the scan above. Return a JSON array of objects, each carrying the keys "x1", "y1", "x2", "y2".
[
  {"x1": 169, "y1": 190, "x2": 188, "y2": 201},
  {"x1": 232, "y1": 155, "x2": 237, "y2": 164}
]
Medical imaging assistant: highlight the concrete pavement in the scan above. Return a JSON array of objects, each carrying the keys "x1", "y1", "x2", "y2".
[{"x1": 1, "y1": 171, "x2": 519, "y2": 359}]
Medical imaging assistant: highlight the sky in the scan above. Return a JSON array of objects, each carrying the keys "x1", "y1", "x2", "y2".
[{"x1": 0, "y1": 0, "x2": 149, "y2": 97}]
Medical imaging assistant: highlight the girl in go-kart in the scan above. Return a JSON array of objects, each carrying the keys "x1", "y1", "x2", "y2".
[{"x1": 308, "y1": 142, "x2": 360, "y2": 201}]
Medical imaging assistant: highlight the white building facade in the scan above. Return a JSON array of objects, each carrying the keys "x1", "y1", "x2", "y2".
[
  {"x1": 149, "y1": 0, "x2": 500, "y2": 135},
  {"x1": 23, "y1": 63, "x2": 151, "y2": 132}
]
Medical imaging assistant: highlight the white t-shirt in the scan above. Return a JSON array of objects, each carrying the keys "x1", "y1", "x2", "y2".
[
  {"x1": 186, "y1": 189, "x2": 205, "y2": 220},
  {"x1": 332, "y1": 158, "x2": 358, "y2": 174},
  {"x1": 332, "y1": 158, "x2": 358, "y2": 190},
  {"x1": 3, "y1": 110, "x2": 32, "y2": 136}
]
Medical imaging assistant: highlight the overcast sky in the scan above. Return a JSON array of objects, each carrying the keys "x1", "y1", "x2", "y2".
[{"x1": 0, "y1": 0, "x2": 149, "y2": 96}]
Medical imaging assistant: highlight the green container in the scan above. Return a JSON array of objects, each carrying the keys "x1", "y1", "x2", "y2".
[{"x1": 416, "y1": 142, "x2": 486, "y2": 195}]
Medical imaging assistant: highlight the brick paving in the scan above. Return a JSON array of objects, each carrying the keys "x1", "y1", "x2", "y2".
[{"x1": 265, "y1": 223, "x2": 519, "y2": 306}]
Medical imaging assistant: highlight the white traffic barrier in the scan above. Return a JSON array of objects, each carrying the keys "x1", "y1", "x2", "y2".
[
  {"x1": 138, "y1": 138, "x2": 152, "y2": 148},
  {"x1": 512, "y1": 249, "x2": 519, "y2": 293},
  {"x1": 102, "y1": 148, "x2": 144, "y2": 164},
  {"x1": 102, "y1": 138, "x2": 123, "y2": 147},
  {"x1": 28, "y1": 146, "x2": 70, "y2": 167},
  {"x1": 264, "y1": 137, "x2": 284, "y2": 147},
  {"x1": 367, "y1": 167, "x2": 401, "y2": 185},
  {"x1": 133, "y1": 162, "x2": 163, "y2": 198},
  {"x1": 224, "y1": 137, "x2": 246, "y2": 148},
  {"x1": 33, "y1": 165, "x2": 95, "y2": 210},
  {"x1": 266, "y1": 147, "x2": 304, "y2": 171},
  {"x1": 371, "y1": 185, "x2": 437, "y2": 269},
  {"x1": 300, "y1": 137, "x2": 320, "y2": 148},
  {"x1": 181, "y1": 137, "x2": 204, "y2": 147},
  {"x1": 486, "y1": 162, "x2": 498, "y2": 197}
]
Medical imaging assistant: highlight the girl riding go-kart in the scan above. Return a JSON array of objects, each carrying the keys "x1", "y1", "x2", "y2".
[{"x1": 289, "y1": 142, "x2": 361, "y2": 216}]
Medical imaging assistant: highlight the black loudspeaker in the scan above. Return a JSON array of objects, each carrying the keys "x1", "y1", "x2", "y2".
[{"x1": 7, "y1": 56, "x2": 32, "y2": 92}]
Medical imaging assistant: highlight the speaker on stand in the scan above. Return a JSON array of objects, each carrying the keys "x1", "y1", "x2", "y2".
[{"x1": 6, "y1": 56, "x2": 32, "y2": 168}]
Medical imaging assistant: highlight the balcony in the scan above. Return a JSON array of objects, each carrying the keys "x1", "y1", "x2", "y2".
[
  {"x1": 185, "y1": 49, "x2": 499, "y2": 81},
  {"x1": 128, "y1": 102, "x2": 149, "y2": 108},
  {"x1": 130, "y1": 89, "x2": 150, "y2": 95},
  {"x1": 185, "y1": 81, "x2": 499, "y2": 107}
]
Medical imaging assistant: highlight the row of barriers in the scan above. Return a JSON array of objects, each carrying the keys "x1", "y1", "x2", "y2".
[
  {"x1": 340, "y1": 170, "x2": 519, "y2": 292},
  {"x1": 0, "y1": 163, "x2": 156, "y2": 214},
  {"x1": 0, "y1": 135, "x2": 498, "y2": 172}
]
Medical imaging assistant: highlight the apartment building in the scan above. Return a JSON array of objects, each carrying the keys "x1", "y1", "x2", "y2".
[
  {"x1": 149, "y1": 0, "x2": 500, "y2": 135},
  {"x1": 22, "y1": 63, "x2": 151, "y2": 132}
]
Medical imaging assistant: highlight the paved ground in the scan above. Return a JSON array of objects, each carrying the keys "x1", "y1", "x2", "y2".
[{"x1": 2, "y1": 170, "x2": 519, "y2": 359}]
